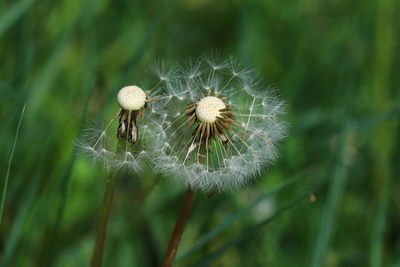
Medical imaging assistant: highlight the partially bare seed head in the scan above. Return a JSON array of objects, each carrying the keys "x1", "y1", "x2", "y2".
[
  {"x1": 77, "y1": 78, "x2": 166, "y2": 174},
  {"x1": 153, "y1": 55, "x2": 287, "y2": 192}
]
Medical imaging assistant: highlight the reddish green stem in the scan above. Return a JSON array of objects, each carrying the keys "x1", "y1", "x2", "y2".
[{"x1": 162, "y1": 188, "x2": 197, "y2": 267}]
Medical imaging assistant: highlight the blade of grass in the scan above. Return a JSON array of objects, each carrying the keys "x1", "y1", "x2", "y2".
[
  {"x1": 104, "y1": 0, "x2": 174, "y2": 104},
  {"x1": 2, "y1": 1, "x2": 96, "y2": 262},
  {"x1": 0, "y1": 102, "x2": 26, "y2": 224},
  {"x1": 27, "y1": 0, "x2": 95, "y2": 119},
  {"x1": 176, "y1": 167, "x2": 314, "y2": 262},
  {"x1": 0, "y1": 13, "x2": 34, "y2": 136},
  {"x1": 39, "y1": 2, "x2": 99, "y2": 261},
  {"x1": 42, "y1": 79, "x2": 96, "y2": 266},
  {"x1": 311, "y1": 129, "x2": 353, "y2": 267},
  {"x1": 193, "y1": 194, "x2": 310, "y2": 267},
  {"x1": 0, "y1": 0, "x2": 36, "y2": 37},
  {"x1": 27, "y1": 32, "x2": 71, "y2": 120},
  {"x1": 369, "y1": 0, "x2": 394, "y2": 265},
  {"x1": 0, "y1": 125, "x2": 53, "y2": 265},
  {"x1": 1, "y1": 178, "x2": 39, "y2": 267}
]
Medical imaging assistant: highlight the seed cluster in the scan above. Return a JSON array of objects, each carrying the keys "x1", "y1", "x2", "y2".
[{"x1": 184, "y1": 95, "x2": 235, "y2": 158}]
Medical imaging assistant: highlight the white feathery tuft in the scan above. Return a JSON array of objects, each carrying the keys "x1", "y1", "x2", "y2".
[
  {"x1": 76, "y1": 79, "x2": 170, "y2": 175},
  {"x1": 150, "y1": 56, "x2": 287, "y2": 192}
]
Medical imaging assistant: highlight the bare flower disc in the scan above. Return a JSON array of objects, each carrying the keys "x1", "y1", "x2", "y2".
[
  {"x1": 117, "y1": 85, "x2": 146, "y2": 111},
  {"x1": 196, "y1": 96, "x2": 226, "y2": 123}
]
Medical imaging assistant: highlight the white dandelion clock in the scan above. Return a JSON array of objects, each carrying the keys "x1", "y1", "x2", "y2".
[
  {"x1": 153, "y1": 56, "x2": 287, "y2": 192},
  {"x1": 77, "y1": 83, "x2": 169, "y2": 173}
]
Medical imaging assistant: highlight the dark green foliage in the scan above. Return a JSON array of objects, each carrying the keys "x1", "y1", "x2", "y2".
[{"x1": 0, "y1": 0, "x2": 399, "y2": 266}]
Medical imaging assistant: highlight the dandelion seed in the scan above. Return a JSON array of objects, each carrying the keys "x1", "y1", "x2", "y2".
[{"x1": 153, "y1": 56, "x2": 287, "y2": 192}]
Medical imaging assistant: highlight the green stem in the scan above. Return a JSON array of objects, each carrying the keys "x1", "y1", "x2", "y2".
[
  {"x1": 91, "y1": 171, "x2": 118, "y2": 267},
  {"x1": 91, "y1": 144, "x2": 121, "y2": 267},
  {"x1": 162, "y1": 187, "x2": 197, "y2": 267}
]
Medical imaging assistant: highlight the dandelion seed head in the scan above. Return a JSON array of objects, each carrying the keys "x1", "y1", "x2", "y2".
[
  {"x1": 152, "y1": 55, "x2": 287, "y2": 192},
  {"x1": 117, "y1": 85, "x2": 146, "y2": 111},
  {"x1": 77, "y1": 74, "x2": 165, "y2": 175}
]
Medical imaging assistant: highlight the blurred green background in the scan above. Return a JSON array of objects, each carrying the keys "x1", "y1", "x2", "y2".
[{"x1": 0, "y1": 0, "x2": 399, "y2": 266}]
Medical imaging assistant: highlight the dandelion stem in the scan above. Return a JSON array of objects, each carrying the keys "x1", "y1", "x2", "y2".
[
  {"x1": 162, "y1": 187, "x2": 197, "y2": 267},
  {"x1": 91, "y1": 141, "x2": 122, "y2": 267}
]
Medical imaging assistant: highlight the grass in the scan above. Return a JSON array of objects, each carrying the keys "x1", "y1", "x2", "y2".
[
  {"x1": 193, "y1": 193, "x2": 310, "y2": 267},
  {"x1": 0, "y1": 0, "x2": 399, "y2": 266},
  {"x1": 0, "y1": 103, "x2": 26, "y2": 224},
  {"x1": 176, "y1": 167, "x2": 313, "y2": 263},
  {"x1": 311, "y1": 129, "x2": 353, "y2": 267},
  {"x1": 0, "y1": 0, "x2": 36, "y2": 37}
]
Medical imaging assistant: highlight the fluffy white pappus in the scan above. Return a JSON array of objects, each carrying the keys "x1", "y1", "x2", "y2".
[
  {"x1": 150, "y1": 60, "x2": 179, "y2": 83},
  {"x1": 76, "y1": 81, "x2": 167, "y2": 175},
  {"x1": 202, "y1": 51, "x2": 231, "y2": 71},
  {"x1": 150, "y1": 56, "x2": 287, "y2": 192}
]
